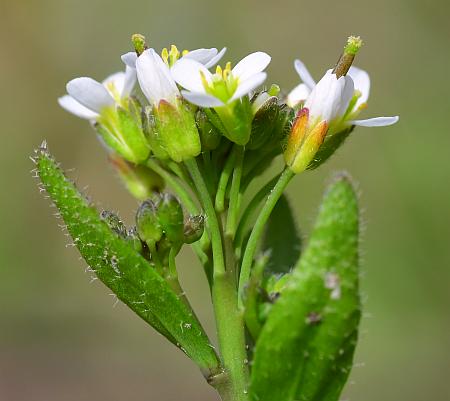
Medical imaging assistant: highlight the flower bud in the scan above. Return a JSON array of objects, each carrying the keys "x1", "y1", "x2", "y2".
[
  {"x1": 183, "y1": 215, "x2": 205, "y2": 244},
  {"x1": 136, "y1": 200, "x2": 163, "y2": 244},
  {"x1": 155, "y1": 194, "x2": 185, "y2": 244},
  {"x1": 248, "y1": 96, "x2": 279, "y2": 150},
  {"x1": 108, "y1": 153, "x2": 164, "y2": 200}
]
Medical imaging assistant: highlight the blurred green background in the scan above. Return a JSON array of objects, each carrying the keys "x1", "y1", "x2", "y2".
[{"x1": 1, "y1": 0, "x2": 449, "y2": 400}]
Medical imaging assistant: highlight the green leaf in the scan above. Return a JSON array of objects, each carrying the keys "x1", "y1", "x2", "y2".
[
  {"x1": 262, "y1": 194, "x2": 301, "y2": 274},
  {"x1": 250, "y1": 174, "x2": 361, "y2": 401},
  {"x1": 33, "y1": 143, "x2": 220, "y2": 376}
]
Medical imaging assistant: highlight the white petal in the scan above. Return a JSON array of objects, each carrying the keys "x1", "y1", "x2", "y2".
[
  {"x1": 336, "y1": 76, "x2": 355, "y2": 117},
  {"x1": 204, "y1": 47, "x2": 227, "y2": 68},
  {"x1": 287, "y1": 83, "x2": 311, "y2": 107},
  {"x1": 181, "y1": 90, "x2": 224, "y2": 107},
  {"x1": 232, "y1": 52, "x2": 271, "y2": 81},
  {"x1": 121, "y1": 52, "x2": 138, "y2": 68},
  {"x1": 230, "y1": 72, "x2": 267, "y2": 102},
  {"x1": 183, "y1": 48, "x2": 218, "y2": 65},
  {"x1": 348, "y1": 66, "x2": 370, "y2": 107},
  {"x1": 58, "y1": 95, "x2": 99, "y2": 120},
  {"x1": 136, "y1": 49, "x2": 179, "y2": 105},
  {"x1": 294, "y1": 59, "x2": 316, "y2": 90},
  {"x1": 171, "y1": 58, "x2": 212, "y2": 93},
  {"x1": 252, "y1": 92, "x2": 270, "y2": 113},
  {"x1": 66, "y1": 77, "x2": 114, "y2": 113},
  {"x1": 122, "y1": 66, "x2": 137, "y2": 98},
  {"x1": 350, "y1": 116, "x2": 399, "y2": 127}
]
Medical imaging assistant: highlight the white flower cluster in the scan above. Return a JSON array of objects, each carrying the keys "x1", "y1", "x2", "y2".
[{"x1": 59, "y1": 42, "x2": 397, "y2": 130}]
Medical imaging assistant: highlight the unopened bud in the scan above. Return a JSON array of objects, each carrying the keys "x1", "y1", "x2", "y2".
[
  {"x1": 136, "y1": 200, "x2": 163, "y2": 244},
  {"x1": 155, "y1": 194, "x2": 184, "y2": 244},
  {"x1": 248, "y1": 96, "x2": 279, "y2": 150},
  {"x1": 183, "y1": 215, "x2": 205, "y2": 244}
]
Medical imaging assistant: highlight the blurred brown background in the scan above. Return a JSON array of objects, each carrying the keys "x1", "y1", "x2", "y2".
[{"x1": 1, "y1": 0, "x2": 449, "y2": 400}]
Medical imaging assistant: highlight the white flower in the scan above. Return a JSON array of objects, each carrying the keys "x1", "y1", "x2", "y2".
[
  {"x1": 134, "y1": 48, "x2": 180, "y2": 106},
  {"x1": 171, "y1": 52, "x2": 271, "y2": 107},
  {"x1": 58, "y1": 64, "x2": 136, "y2": 120},
  {"x1": 287, "y1": 59, "x2": 399, "y2": 128},
  {"x1": 122, "y1": 46, "x2": 226, "y2": 71}
]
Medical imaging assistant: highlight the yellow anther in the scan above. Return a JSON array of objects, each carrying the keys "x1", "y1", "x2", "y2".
[
  {"x1": 223, "y1": 62, "x2": 232, "y2": 80},
  {"x1": 182, "y1": 50, "x2": 189, "y2": 56},
  {"x1": 215, "y1": 65, "x2": 223, "y2": 76}
]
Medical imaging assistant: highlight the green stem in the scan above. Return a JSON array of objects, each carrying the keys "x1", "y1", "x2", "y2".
[
  {"x1": 185, "y1": 159, "x2": 249, "y2": 401},
  {"x1": 238, "y1": 168, "x2": 295, "y2": 305},
  {"x1": 234, "y1": 173, "x2": 281, "y2": 259},
  {"x1": 226, "y1": 146, "x2": 244, "y2": 238},
  {"x1": 215, "y1": 147, "x2": 237, "y2": 213}
]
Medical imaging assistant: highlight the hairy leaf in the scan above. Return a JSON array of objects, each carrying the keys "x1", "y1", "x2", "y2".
[
  {"x1": 250, "y1": 174, "x2": 360, "y2": 401},
  {"x1": 33, "y1": 143, "x2": 220, "y2": 376}
]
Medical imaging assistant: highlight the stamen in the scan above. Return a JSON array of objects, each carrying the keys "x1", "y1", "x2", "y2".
[
  {"x1": 182, "y1": 50, "x2": 189, "y2": 56},
  {"x1": 161, "y1": 48, "x2": 169, "y2": 64},
  {"x1": 169, "y1": 45, "x2": 180, "y2": 66},
  {"x1": 332, "y1": 35, "x2": 364, "y2": 78},
  {"x1": 199, "y1": 71, "x2": 211, "y2": 90}
]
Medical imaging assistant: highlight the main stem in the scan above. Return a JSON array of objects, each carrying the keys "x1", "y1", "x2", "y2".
[{"x1": 185, "y1": 159, "x2": 249, "y2": 401}]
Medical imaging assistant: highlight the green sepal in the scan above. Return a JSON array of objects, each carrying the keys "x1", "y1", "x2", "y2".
[
  {"x1": 95, "y1": 104, "x2": 150, "y2": 164},
  {"x1": 155, "y1": 100, "x2": 201, "y2": 162},
  {"x1": 143, "y1": 106, "x2": 169, "y2": 160},
  {"x1": 215, "y1": 97, "x2": 253, "y2": 145},
  {"x1": 34, "y1": 144, "x2": 221, "y2": 376},
  {"x1": 250, "y1": 174, "x2": 361, "y2": 401}
]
